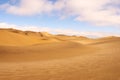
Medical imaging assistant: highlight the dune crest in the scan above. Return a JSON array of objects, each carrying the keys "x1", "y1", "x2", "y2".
[
  {"x1": 0, "y1": 28, "x2": 120, "y2": 80},
  {"x1": 0, "y1": 28, "x2": 60, "y2": 46},
  {"x1": 0, "y1": 28, "x2": 90, "y2": 46}
]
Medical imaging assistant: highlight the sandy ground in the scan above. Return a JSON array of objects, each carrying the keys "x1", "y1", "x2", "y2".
[{"x1": 0, "y1": 29, "x2": 120, "y2": 80}]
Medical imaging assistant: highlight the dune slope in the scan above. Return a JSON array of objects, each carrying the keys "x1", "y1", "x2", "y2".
[
  {"x1": 0, "y1": 28, "x2": 59, "y2": 46},
  {"x1": 0, "y1": 28, "x2": 120, "y2": 80},
  {"x1": 0, "y1": 41, "x2": 96, "y2": 62}
]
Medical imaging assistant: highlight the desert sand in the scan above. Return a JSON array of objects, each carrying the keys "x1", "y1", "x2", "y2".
[{"x1": 0, "y1": 28, "x2": 120, "y2": 80}]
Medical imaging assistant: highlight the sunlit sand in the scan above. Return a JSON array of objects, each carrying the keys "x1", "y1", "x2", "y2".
[{"x1": 0, "y1": 28, "x2": 120, "y2": 80}]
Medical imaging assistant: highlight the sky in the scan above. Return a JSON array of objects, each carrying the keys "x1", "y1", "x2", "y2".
[{"x1": 0, "y1": 0, "x2": 120, "y2": 38}]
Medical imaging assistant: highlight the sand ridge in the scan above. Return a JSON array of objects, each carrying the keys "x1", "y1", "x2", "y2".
[
  {"x1": 0, "y1": 28, "x2": 120, "y2": 80},
  {"x1": 0, "y1": 28, "x2": 60, "y2": 46}
]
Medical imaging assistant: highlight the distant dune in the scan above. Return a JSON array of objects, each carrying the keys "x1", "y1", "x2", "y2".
[
  {"x1": 0, "y1": 28, "x2": 90, "y2": 46},
  {"x1": 0, "y1": 28, "x2": 60, "y2": 46},
  {"x1": 0, "y1": 28, "x2": 120, "y2": 80}
]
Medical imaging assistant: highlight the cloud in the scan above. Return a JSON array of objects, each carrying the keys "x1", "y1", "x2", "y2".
[
  {"x1": 0, "y1": 0, "x2": 53, "y2": 16},
  {"x1": 55, "y1": 0, "x2": 120, "y2": 26},
  {"x1": 0, "y1": 22, "x2": 120, "y2": 38},
  {"x1": 0, "y1": 0, "x2": 120, "y2": 26},
  {"x1": 0, "y1": 22, "x2": 51, "y2": 32}
]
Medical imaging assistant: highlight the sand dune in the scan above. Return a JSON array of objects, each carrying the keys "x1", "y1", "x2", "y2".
[
  {"x1": 0, "y1": 41, "x2": 96, "y2": 62},
  {"x1": 0, "y1": 28, "x2": 89, "y2": 46},
  {"x1": 0, "y1": 28, "x2": 59, "y2": 46},
  {"x1": 0, "y1": 28, "x2": 120, "y2": 80}
]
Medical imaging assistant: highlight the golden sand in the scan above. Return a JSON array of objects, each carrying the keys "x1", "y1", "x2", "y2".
[{"x1": 0, "y1": 28, "x2": 120, "y2": 80}]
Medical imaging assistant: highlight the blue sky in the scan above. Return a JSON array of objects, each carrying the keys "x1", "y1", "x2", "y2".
[{"x1": 0, "y1": 0, "x2": 120, "y2": 37}]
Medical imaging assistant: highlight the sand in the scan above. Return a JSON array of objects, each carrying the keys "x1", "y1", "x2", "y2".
[
  {"x1": 0, "y1": 28, "x2": 120, "y2": 80},
  {"x1": 0, "y1": 29, "x2": 59, "y2": 46}
]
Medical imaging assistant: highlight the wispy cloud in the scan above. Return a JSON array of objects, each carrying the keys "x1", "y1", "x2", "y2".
[
  {"x1": 0, "y1": 0, "x2": 120, "y2": 26},
  {"x1": 0, "y1": 22, "x2": 120, "y2": 38},
  {"x1": 55, "y1": 0, "x2": 120, "y2": 26},
  {"x1": 0, "y1": 0, "x2": 53, "y2": 16}
]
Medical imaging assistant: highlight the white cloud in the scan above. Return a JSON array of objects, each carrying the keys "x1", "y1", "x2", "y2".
[
  {"x1": 0, "y1": 22, "x2": 51, "y2": 32},
  {"x1": 0, "y1": 0, "x2": 120, "y2": 26},
  {"x1": 55, "y1": 0, "x2": 120, "y2": 26},
  {"x1": 0, "y1": 0, "x2": 53, "y2": 16},
  {"x1": 0, "y1": 22, "x2": 17, "y2": 28},
  {"x1": 0, "y1": 22, "x2": 120, "y2": 38}
]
